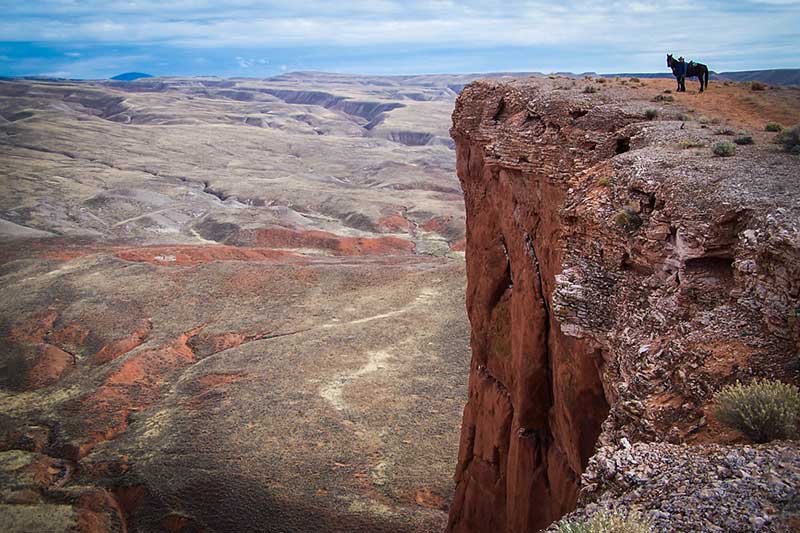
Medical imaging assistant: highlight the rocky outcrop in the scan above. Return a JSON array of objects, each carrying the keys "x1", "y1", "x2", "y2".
[
  {"x1": 448, "y1": 78, "x2": 800, "y2": 531},
  {"x1": 560, "y1": 441, "x2": 800, "y2": 532}
]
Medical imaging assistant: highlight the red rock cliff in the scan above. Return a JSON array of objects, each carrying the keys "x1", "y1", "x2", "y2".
[{"x1": 448, "y1": 78, "x2": 800, "y2": 532}]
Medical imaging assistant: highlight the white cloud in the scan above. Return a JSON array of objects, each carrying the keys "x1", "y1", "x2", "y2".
[
  {"x1": 1, "y1": 1, "x2": 796, "y2": 52},
  {"x1": 235, "y1": 56, "x2": 254, "y2": 68},
  {"x1": 1, "y1": 1, "x2": 798, "y2": 74}
]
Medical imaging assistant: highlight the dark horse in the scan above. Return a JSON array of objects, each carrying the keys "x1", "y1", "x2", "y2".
[{"x1": 667, "y1": 54, "x2": 709, "y2": 92}]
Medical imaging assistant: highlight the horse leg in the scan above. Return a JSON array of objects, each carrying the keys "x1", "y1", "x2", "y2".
[{"x1": 698, "y1": 75, "x2": 703, "y2": 92}]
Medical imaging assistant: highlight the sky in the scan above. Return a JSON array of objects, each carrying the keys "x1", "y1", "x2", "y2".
[{"x1": 0, "y1": 1, "x2": 798, "y2": 79}]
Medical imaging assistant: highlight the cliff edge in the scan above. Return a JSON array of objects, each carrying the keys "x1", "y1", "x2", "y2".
[{"x1": 448, "y1": 77, "x2": 800, "y2": 531}]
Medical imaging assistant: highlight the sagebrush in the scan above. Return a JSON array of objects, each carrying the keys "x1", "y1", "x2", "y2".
[
  {"x1": 614, "y1": 207, "x2": 642, "y2": 232},
  {"x1": 555, "y1": 511, "x2": 652, "y2": 533},
  {"x1": 714, "y1": 379, "x2": 800, "y2": 443},
  {"x1": 776, "y1": 124, "x2": 800, "y2": 154},
  {"x1": 678, "y1": 139, "x2": 705, "y2": 149},
  {"x1": 712, "y1": 141, "x2": 736, "y2": 157}
]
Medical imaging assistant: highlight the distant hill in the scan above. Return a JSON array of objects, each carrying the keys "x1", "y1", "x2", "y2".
[
  {"x1": 715, "y1": 69, "x2": 800, "y2": 86},
  {"x1": 111, "y1": 72, "x2": 153, "y2": 81},
  {"x1": 599, "y1": 69, "x2": 800, "y2": 86}
]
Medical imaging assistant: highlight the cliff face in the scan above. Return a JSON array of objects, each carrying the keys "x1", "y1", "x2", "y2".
[{"x1": 448, "y1": 78, "x2": 800, "y2": 531}]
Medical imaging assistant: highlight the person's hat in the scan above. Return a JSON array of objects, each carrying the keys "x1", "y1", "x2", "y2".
[{"x1": 678, "y1": 56, "x2": 684, "y2": 60}]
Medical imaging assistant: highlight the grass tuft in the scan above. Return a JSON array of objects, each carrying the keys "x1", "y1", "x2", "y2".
[{"x1": 644, "y1": 109, "x2": 658, "y2": 120}]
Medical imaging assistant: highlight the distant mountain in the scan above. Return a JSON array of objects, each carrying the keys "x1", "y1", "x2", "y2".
[{"x1": 111, "y1": 72, "x2": 153, "y2": 81}]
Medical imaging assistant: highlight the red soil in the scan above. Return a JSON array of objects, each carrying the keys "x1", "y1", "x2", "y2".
[
  {"x1": 636, "y1": 78, "x2": 800, "y2": 130},
  {"x1": 9, "y1": 310, "x2": 58, "y2": 344},
  {"x1": 115, "y1": 245, "x2": 301, "y2": 266},
  {"x1": 94, "y1": 319, "x2": 152, "y2": 365},
  {"x1": 421, "y1": 216, "x2": 452, "y2": 233},
  {"x1": 27, "y1": 344, "x2": 74, "y2": 388},
  {"x1": 252, "y1": 227, "x2": 415, "y2": 255},
  {"x1": 77, "y1": 326, "x2": 205, "y2": 458},
  {"x1": 377, "y1": 213, "x2": 413, "y2": 232}
]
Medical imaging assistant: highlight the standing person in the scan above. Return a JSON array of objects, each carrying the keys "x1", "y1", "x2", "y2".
[{"x1": 677, "y1": 56, "x2": 687, "y2": 92}]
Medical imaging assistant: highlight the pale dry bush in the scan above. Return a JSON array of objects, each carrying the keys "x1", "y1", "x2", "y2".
[
  {"x1": 555, "y1": 511, "x2": 652, "y2": 533},
  {"x1": 714, "y1": 379, "x2": 800, "y2": 443}
]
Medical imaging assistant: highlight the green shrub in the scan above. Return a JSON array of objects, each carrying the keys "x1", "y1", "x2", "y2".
[
  {"x1": 597, "y1": 77, "x2": 608, "y2": 84},
  {"x1": 751, "y1": 81, "x2": 767, "y2": 91},
  {"x1": 734, "y1": 134, "x2": 754, "y2": 145},
  {"x1": 765, "y1": 123, "x2": 783, "y2": 132},
  {"x1": 555, "y1": 511, "x2": 652, "y2": 533},
  {"x1": 598, "y1": 176, "x2": 611, "y2": 187},
  {"x1": 714, "y1": 379, "x2": 800, "y2": 443},
  {"x1": 629, "y1": 77, "x2": 640, "y2": 83},
  {"x1": 678, "y1": 139, "x2": 705, "y2": 149},
  {"x1": 678, "y1": 113, "x2": 692, "y2": 122},
  {"x1": 776, "y1": 124, "x2": 800, "y2": 154},
  {"x1": 652, "y1": 94, "x2": 673, "y2": 102},
  {"x1": 614, "y1": 207, "x2": 642, "y2": 232},
  {"x1": 712, "y1": 141, "x2": 736, "y2": 157},
  {"x1": 698, "y1": 115, "x2": 711, "y2": 124},
  {"x1": 583, "y1": 85, "x2": 599, "y2": 94},
  {"x1": 715, "y1": 127, "x2": 736, "y2": 136},
  {"x1": 644, "y1": 109, "x2": 658, "y2": 120}
]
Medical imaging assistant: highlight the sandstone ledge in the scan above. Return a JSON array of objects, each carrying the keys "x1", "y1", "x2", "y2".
[{"x1": 448, "y1": 77, "x2": 799, "y2": 531}]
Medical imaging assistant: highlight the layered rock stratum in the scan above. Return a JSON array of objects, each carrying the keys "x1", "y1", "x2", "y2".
[{"x1": 447, "y1": 77, "x2": 800, "y2": 531}]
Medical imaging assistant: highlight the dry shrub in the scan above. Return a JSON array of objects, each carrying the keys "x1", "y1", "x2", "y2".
[
  {"x1": 614, "y1": 207, "x2": 642, "y2": 232},
  {"x1": 776, "y1": 124, "x2": 800, "y2": 154},
  {"x1": 678, "y1": 139, "x2": 705, "y2": 149},
  {"x1": 712, "y1": 141, "x2": 736, "y2": 157},
  {"x1": 556, "y1": 511, "x2": 652, "y2": 533},
  {"x1": 714, "y1": 379, "x2": 800, "y2": 443}
]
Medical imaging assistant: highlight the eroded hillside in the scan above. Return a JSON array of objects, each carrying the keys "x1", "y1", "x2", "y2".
[{"x1": 0, "y1": 73, "x2": 478, "y2": 532}]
